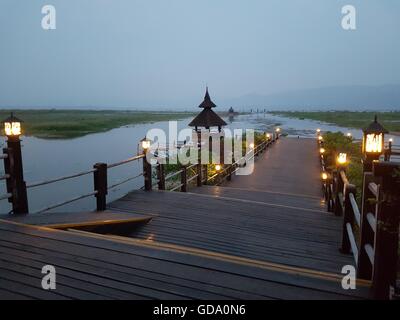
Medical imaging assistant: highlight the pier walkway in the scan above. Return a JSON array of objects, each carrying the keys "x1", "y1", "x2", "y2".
[{"x1": 0, "y1": 138, "x2": 370, "y2": 299}]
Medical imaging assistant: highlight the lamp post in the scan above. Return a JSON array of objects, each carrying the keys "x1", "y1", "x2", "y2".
[
  {"x1": 2, "y1": 113, "x2": 28, "y2": 214},
  {"x1": 275, "y1": 127, "x2": 281, "y2": 139},
  {"x1": 140, "y1": 137, "x2": 152, "y2": 191},
  {"x1": 362, "y1": 115, "x2": 388, "y2": 172}
]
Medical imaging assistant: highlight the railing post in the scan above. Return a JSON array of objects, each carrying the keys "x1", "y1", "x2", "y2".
[
  {"x1": 143, "y1": 153, "x2": 152, "y2": 191},
  {"x1": 333, "y1": 170, "x2": 344, "y2": 216},
  {"x1": 357, "y1": 172, "x2": 377, "y2": 280},
  {"x1": 181, "y1": 165, "x2": 187, "y2": 192},
  {"x1": 227, "y1": 164, "x2": 232, "y2": 181},
  {"x1": 4, "y1": 139, "x2": 29, "y2": 214},
  {"x1": 384, "y1": 140, "x2": 392, "y2": 161},
  {"x1": 203, "y1": 165, "x2": 208, "y2": 185},
  {"x1": 3, "y1": 148, "x2": 13, "y2": 205},
  {"x1": 93, "y1": 163, "x2": 108, "y2": 211},
  {"x1": 228, "y1": 145, "x2": 236, "y2": 182},
  {"x1": 196, "y1": 163, "x2": 202, "y2": 187},
  {"x1": 197, "y1": 131, "x2": 202, "y2": 187},
  {"x1": 327, "y1": 179, "x2": 333, "y2": 212},
  {"x1": 371, "y1": 162, "x2": 400, "y2": 299},
  {"x1": 157, "y1": 163, "x2": 165, "y2": 190},
  {"x1": 340, "y1": 184, "x2": 356, "y2": 254},
  {"x1": 220, "y1": 134, "x2": 224, "y2": 166}
]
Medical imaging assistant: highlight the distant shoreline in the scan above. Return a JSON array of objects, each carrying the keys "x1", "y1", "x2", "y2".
[
  {"x1": 269, "y1": 111, "x2": 400, "y2": 135},
  {"x1": 0, "y1": 110, "x2": 196, "y2": 139}
]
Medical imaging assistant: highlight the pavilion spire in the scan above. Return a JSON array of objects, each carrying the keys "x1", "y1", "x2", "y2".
[
  {"x1": 189, "y1": 87, "x2": 227, "y2": 130},
  {"x1": 198, "y1": 87, "x2": 216, "y2": 109}
]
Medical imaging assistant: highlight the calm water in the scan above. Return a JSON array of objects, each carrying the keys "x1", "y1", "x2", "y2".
[{"x1": 0, "y1": 113, "x2": 396, "y2": 214}]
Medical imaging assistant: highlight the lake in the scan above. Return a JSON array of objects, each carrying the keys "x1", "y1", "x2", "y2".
[{"x1": 0, "y1": 113, "x2": 396, "y2": 213}]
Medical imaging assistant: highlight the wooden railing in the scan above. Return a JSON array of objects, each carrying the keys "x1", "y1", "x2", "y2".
[
  {"x1": 0, "y1": 150, "x2": 146, "y2": 214},
  {"x1": 384, "y1": 141, "x2": 400, "y2": 161},
  {"x1": 319, "y1": 140, "x2": 400, "y2": 299},
  {"x1": 147, "y1": 135, "x2": 277, "y2": 193},
  {"x1": 0, "y1": 134, "x2": 278, "y2": 214}
]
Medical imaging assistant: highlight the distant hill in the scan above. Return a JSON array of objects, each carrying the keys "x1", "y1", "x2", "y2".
[{"x1": 221, "y1": 85, "x2": 400, "y2": 111}]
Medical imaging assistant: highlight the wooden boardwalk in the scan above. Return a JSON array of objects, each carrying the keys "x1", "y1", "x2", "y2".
[{"x1": 0, "y1": 137, "x2": 371, "y2": 299}]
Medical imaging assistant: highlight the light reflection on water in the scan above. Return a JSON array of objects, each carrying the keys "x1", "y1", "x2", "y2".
[{"x1": 0, "y1": 113, "x2": 396, "y2": 214}]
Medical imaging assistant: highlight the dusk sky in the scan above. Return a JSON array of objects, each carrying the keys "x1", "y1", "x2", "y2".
[{"x1": 0, "y1": 0, "x2": 399, "y2": 109}]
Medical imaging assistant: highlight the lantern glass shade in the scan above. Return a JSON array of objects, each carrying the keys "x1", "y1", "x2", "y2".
[
  {"x1": 362, "y1": 116, "x2": 388, "y2": 156},
  {"x1": 4, "y1": 121, "x2": 21, "y2": 136},
  {"x1": 215, "y1": 164, "x2": 222, "y2": 171},
  {"x1": 364, "y1": 133, "x2": 383, "y2": 154},
  {"x1": 337, "y1": 153, "x2": 347, "y2": 165},
  {"x1": 141, "y1": 138, "x2": 151, "y2": 150}
]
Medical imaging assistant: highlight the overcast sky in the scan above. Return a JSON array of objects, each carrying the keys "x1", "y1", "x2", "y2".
[{"x1": 0, "y1": 0, "x2": 399, "y2": 109}]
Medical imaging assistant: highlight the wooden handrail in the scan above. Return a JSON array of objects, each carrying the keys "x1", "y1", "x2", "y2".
[
  {"x1": 27, "y1": 168, "x2": 97, "y2": 189},
  {"x1": 319, "y1": 140, "x2": 400, "y2": 299},
  {"x1": 349, "y1": 193, "x2": 361, "y2": 227},
  {"x1": 32, "y1": 190, "x2": 98, "y2": 214},
  {"x1": 107, "y1": 154, "x2": 145, "y2": 169}
]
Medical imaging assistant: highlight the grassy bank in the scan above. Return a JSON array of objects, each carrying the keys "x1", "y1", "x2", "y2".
[
  {"x1": 270, "y1": 111, "x2": 400, "y2": 133},
  {"x1": 0, "y1": 110, "x2": 195, "y2": 139}
]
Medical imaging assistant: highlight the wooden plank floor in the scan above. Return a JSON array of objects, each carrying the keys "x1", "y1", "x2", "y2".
[
  {"x1": 0, "y1": 219, "x2": 369, "y2": 300},
  {"x1": 106, "y1": 137, "x2": 370, "y2": 299}
]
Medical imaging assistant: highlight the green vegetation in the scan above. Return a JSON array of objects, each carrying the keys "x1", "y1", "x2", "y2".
[
  {"x1": 0, "y1": 109, "x2": 195, "y2": 139},
  {"x1": 322, "y1": 132, "x2": 363, "y2": 200},
  {"x1": 270, "y1": 111, "x2": 400, "y2": 133}
]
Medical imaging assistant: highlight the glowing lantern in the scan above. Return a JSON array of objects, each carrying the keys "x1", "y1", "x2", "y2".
[
  {"x1": 249, "y1": 142, "x2": 255, "y2": 149},
  {"x1": 319, "y1": 148, "x2": 325, "y2": 154},
  {"x1": 215, "y1": 164, "x2": 222, "y2": 171},
  {"x1": 2, "y1": 112, "x2": 22, "y2": 139},
  {"x1": 337, "y1": 153, "x2": 347, "y2": 165},
  {"x1": 276, "y1": 128, "x2": 281, "y2": 133},
  {"x1": 316, "y1": 128, "x2": 321, "y2": 134},
  {"x1": 321, "y1": 172, "x2": 328, "y2": 181},
  {"x1": 347, "y1": 133, "x2": 352, "y2": 138},
  {"x1": 362, "y1": 115, "x2": 388, "y2": 157},
  {"x1": 318, "y1": 136, "x2": 323, "y2": 141},
  {"x1": 140, "y1": 137, "x2": 151, "y2": 151},
  {"x1": 266, "y1": 133, "x2": 271, "y2": 139}
]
